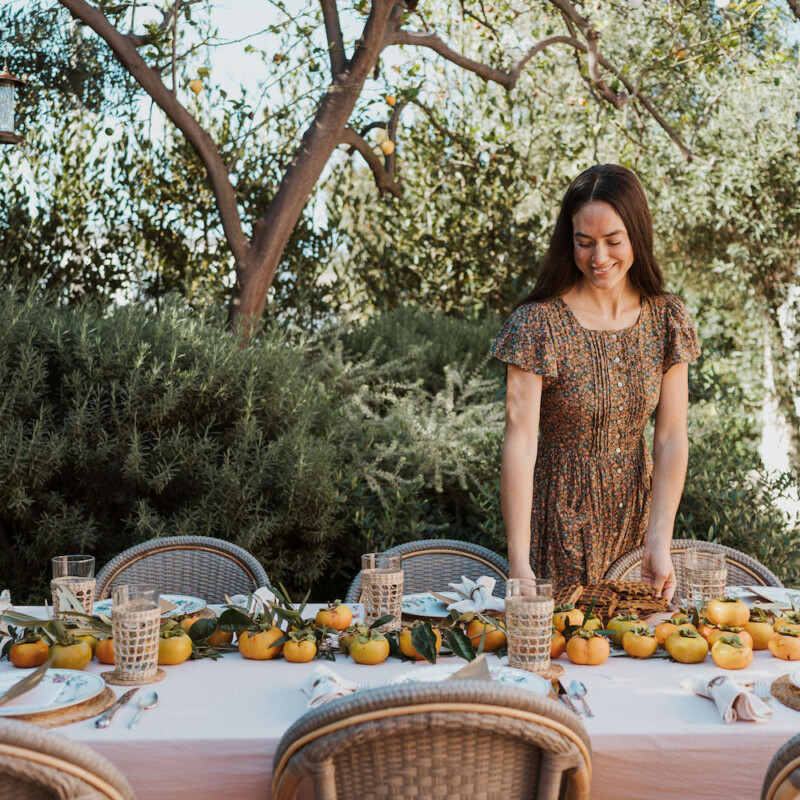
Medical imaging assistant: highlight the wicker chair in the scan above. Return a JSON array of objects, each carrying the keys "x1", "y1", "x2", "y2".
[
  {"x1": 0, "y1": 718, "x2": 137, "y2": 799},
  {"x1": 762, "y1": 733, "x2": 800, "y2": 800},
  {"x1": 272, "y1": 681, "x2": 591, "y2": 800},
  {"x1": 604, "y1": 539, "x2": 782, "y2": 601},
  {"x1": 95, "y1": 536, "x2": 269, "y2": 603},
  {"x1": 345, "y1": 539, "x2": 509, "y2": 604}
]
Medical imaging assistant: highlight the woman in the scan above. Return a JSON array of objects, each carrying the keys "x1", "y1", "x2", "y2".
[{"x1": 492, "y1": 164, "x2": 700, "y2": 601}]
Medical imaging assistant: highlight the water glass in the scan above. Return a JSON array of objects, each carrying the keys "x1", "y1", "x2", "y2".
[
  {"x1": 51, "y1": 555, "x2": 96, "y2": 617},
  {"x1": 360, "y1": 553, "x2": 403, "y2": 630},
  {"x1": 505, "y1": 578, "x2": 554, "y2": 673},
  {"x1": 684, "y1": 550, "x2": 727, "y2": 608},
  {"x1": 111, "y1": 584, "x2": 161, "y2": 683}
]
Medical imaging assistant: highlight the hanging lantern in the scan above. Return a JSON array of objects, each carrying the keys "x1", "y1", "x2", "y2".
[{"x1": 0, "y1": 68, "x2": 25, "y2": 146}]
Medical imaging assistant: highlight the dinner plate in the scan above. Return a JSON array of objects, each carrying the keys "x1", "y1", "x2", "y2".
[
  {"x1": 0, "y1": 669, "x2": 106, "y2": 716},
  {"x1": 401, "y1": 592, "x2": 460, "y2": 618},
  {"x1": 386, "y1": 663, "x2": 550, "y2": 696},
  {"x1": 93, "y1": 594, "x2": 206, "y2": 618}
]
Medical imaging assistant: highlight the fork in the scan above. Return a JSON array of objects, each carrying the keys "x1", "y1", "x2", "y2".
[{"x1": 754, "y1": 680, "x2": 773, "y2": 707}]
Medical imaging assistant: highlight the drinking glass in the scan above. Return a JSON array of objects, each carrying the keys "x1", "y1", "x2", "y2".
[
  {"x1": 111, "y1": 584, "x2": 161, "y2": 683},
  {"x1": 360, "y1": 553, "x2": 403, "y2": 630},
  {"x1": 51, "y1": 555, "x2": 96, "y2": 617},
  {"x1": 505, "y1": 578, "x2": 554, "y2": 674},
  {"x1": 684, "y1": 551, "x2": 727, "y2": 609}
]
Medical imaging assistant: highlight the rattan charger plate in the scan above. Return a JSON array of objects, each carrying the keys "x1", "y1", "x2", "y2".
[
  {"x1": 102, "y1": 667, "x2": 167, "y2": 686},
  {"x1": 771, "y1": 675, "x2": 800, "y2": 711},
  {"x1": 4, "y1": 686, "x2": 116, "y2": 728}
]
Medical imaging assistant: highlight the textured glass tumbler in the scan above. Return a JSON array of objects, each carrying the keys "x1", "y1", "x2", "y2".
[
  {"x1": 111, "y1": 584, "x2": 161, "y2": 684},
  {"x1": 505, "y1": 579, "x2": 554, "y2": 674},
  {"x1": 684, "y1": 551, "x2": 727, "y2": 609},
  {"x1": 360, "y1": 553, "x2": 403, "y2": 631},
  {"x1": 51, "y1": 555, "x2": 96, "y2": 617}
]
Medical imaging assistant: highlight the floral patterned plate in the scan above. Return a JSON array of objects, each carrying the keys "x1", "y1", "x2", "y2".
[
  {"x1": 93, "y1": 594, "x2": 206, "y2": 618},
  {"x1": 0, "y1": 669, "x2": 106, "y2": 716},
  {"x1": 386, "y1": 664, "x2": 550, "y2": 696},
  {"x1": 401, "y1": 592, "x2": 460, "y2": 618}
]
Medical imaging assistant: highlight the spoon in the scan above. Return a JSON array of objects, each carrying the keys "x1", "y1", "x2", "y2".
[
  {"x1": 568, "y1": 680, "x2": 594, "y2": 718},
  {"x1": 127, "y1": 691, "x2": 158, "y2": 730}
]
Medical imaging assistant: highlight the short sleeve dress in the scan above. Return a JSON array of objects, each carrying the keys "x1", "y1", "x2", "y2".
[{"x1": 491, "y1": 294, "x2": 701, "y2": 589}]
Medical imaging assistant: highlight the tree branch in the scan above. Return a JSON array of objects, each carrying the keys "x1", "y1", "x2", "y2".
[
  {"x1": 390, "y1": 28, "x2": 578, "y2": 91},
  {"x1": 786, "y1": 0, "x2": 800, "y2": 21},
  {"x1": 57, "y1": 0, "x2": 250, "y2": 264},
  {"x1": 320, "y1": 0, "x2": 346, "y2": 75},
  {"x1": 341, "y1": 127, "x2": 402, "y2": 197},
  {"x1": 125, "y1": 0, "x2": 202, "y2": 48}
]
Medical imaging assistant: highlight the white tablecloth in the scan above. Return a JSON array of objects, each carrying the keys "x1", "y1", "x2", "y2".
[{"x1": 3, "y1": 607, "x2": 798, "y2": 800}]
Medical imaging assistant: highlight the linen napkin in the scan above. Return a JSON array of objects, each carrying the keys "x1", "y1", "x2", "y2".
[
  {"x1": 681, "y1": 676, "x2": 773, "y2": 723},
  {"x1": 301, "y1": 665, "x2": 358, "y2": 708},
  {"x1": 446, "y1": 576, "x2": 505, "y2": 615}
]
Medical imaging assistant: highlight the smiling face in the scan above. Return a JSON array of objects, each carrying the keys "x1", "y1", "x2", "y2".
[{"x1": 571, "y1": 200, "x2": 635, "y2": 292}]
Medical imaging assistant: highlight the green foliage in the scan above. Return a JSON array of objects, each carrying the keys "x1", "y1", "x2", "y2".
[
  {"x1": 0, "y1": 285, "x2": 342, "y2": 603},
  {"x1": 0, "y1": 292, "x2": 797, "y2": 601}
]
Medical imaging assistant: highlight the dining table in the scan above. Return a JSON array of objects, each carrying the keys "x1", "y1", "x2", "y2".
[{"x1": 3, "y1": 604, "x2": 799, "y2": 800}]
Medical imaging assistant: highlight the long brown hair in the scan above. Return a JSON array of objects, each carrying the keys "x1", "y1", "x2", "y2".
[{"x1": 517, "y1": 164, "x2": 665, "y2": 307}]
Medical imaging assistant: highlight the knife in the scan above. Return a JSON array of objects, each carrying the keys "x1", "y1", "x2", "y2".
[
  {"x1": 95, "y1": 688, "x2": 139, "y2": 728},
  {"x1": 552, "y1": 679, "x2": 581, "y2": 716}
]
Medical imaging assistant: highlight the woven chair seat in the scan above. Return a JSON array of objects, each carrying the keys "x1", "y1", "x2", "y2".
[
  {"x1": 0, "y1": 718, "x2": 137, "y2": 799},
  {"x1": 273, "y1": 681, "x2": 591, "y2": 800},
  {"x1": 604, "y1": 539, "x2": 782, "y2": 603},
  {"x1": 345, "y1": 539, "x2": 509, "y2": 605},
  {"x1": 762, "y1": 732, "x2": 800, "y2": 800},
  {"x1": 94, "y1": 536, "x2": 269, "y2": 603}
]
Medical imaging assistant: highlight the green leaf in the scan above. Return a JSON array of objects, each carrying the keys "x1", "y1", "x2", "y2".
[
  {"x1": 217, "y1": 608, "x2": 253, "y2": 632},
  {"x1": 410, "y1": 621, "x2": 438, "y2": 664},
  {"x1": 442, "y1": 627, "x2": 476, "y2": 661},
  {"x1": 368, "y1": 614, "x2": 395, "y2": 630},
  {"x1": 187, "y1": 617, "x2": 217, "y2": 642}
]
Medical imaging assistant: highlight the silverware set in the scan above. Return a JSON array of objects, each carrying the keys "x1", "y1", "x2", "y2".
[
  {"x1": 552, "y1": 678, "x2": 594, "y2": 718},
  {"x1": 94, "y1": 688, "x2": 159, "y2": 729}
]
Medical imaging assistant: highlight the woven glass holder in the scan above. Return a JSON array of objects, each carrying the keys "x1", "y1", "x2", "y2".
[
  {"x1": 361, "y1": 553, "x2": 403, "y2": 632},
  {"x1": 506, "y1": 579, "x2": 561, "y2": 678},
  {"x1": 107, "y1": 585, "x2": 162, "y2": 685},
  {"x1": 50, "y1": 578, "x2": 96, "y2": 618}
]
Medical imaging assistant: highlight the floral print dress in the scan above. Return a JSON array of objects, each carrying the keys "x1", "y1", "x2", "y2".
[{"x1": 492, "y1": 294, "x2": 701, "y2": 589}]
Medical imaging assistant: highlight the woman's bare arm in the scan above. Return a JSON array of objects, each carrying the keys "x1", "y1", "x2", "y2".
[
  {"x1": 641, "y1": 362, "x2": 690, "y2": 601},
  {"x1": 501, "y1": 365, "x2": 544, "y2": 580}
]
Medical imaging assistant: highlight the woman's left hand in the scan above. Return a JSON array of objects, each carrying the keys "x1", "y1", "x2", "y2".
[{"x1": 641, "y1": 548, "x2": 677, "y2": 602}]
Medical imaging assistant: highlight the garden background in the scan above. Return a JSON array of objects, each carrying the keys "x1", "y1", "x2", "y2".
[{"x1": 1, "y1": 0, "x2": 799, "y2": 602}]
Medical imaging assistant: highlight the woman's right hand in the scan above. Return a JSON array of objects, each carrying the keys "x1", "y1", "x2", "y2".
[{"x1": 508, "y1": 562, "x2": 538, "y2": 582}]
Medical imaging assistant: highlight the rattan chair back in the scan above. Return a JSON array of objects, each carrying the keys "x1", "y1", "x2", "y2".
[
  {"x1": 762, "y1": 732, "x2": 800, "y2": 800},
  {"x1": 95, "y1": 536, "x2": 269, "y2": 603},
  {"x1": 0, "y1": 718, "x2": 137, "y2": 799},
  {"x1": 273, "y1": 681, "x2": 591, "y2": 800},
  {"x1": 345, "y1": 539, "x2": 509, "y2": 604},
  {"x1": 604, "y1": 539, "x2": 782, "y2": 602}
]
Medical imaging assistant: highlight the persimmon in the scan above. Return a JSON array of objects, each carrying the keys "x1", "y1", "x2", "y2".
[
  {"x1": 565, "y1": 630, "x2": 610, "y2": 666},
  {"x1": 705, "y1": 598, "x2": 750, "y2": 628},
  {"x1": 238, "y1": 627, "x2": 284, "y2": 660},
  {"x1": 95, "y1": 637, "x2": 115, "y2": 665},
  {"x1": 550, "y1": 628, "x2": 566, "y2": 659},
  {"x1": 465, "y1": 618, "x2": 506, "y2": 652},
  {"x1": 768, "y1": 629, "x2": 800, "y2": 661},
  {"x1": 706, "y1": 626, "x2": 753, "y2": 650},
  {"x1": 9, "y1": 637, "x2": 49, "y2": 668},
  {"x1": 654, "y1": 618, "x2": 697, "y2": 647},
  {"x1": 665, "y1": 629, "x2": 708, "y2": 663},
  {"x1": 315, "y1": 601, "x2": 354, "y2": 632},
  {"x1": 710, "y1": 635, "x2": 753, "y2": 670},
  {"x1": 399, "y1": 623, "x2": 442, "y2": 660},
  {"x1": 553, "y1": 605, "x2": 584, "y2": 633},
  {"x1": 622, "y1": 626, "x2": 658, "y2": 659},
  {"x1": 608, "y1": 614, "x2": 645, "y2": 645},
  {"x1": 348, "y1": 631, "x2": 390, "y2": 665},
  {"x1": 284, "y1": 639, "x2": 317, "y2": 663}
]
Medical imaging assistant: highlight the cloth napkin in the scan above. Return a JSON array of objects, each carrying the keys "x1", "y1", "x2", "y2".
[
  {"x1": 301, "y1": 665, "x2": 358, "y2": 708},
  {"x1": 228, "y1": 586, "x2": 276, "y2": 615},
  {"x1": 681, "y1": 676, "x2": 773, "y2": 723},
  {"x1": 446, "y1": 576, "x2": 505, "y2": 615}
]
